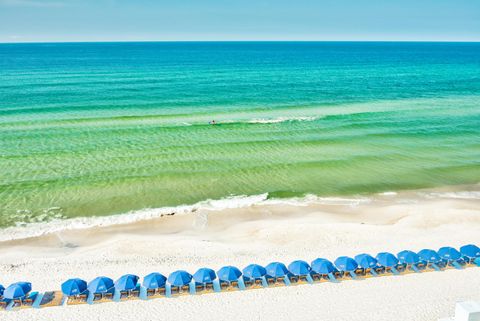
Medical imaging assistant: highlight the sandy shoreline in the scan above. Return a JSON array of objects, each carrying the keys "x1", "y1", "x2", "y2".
[{"x1": 0, "y1": 185, "x2": 479, "y2": 320}]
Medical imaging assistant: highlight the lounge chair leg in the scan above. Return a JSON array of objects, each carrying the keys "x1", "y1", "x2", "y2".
[
  {"x1": 306, "y1": 274, "x2": 314, "y2": 284},
  {"x1": 238, "y1": 278, "x2": 246, "y2": 290},
  {"x1": 189, "y1": 282, "x2": 196, "y2": 295},
  {"x1": 261, "y1": 277, "x2": 268, "y2": 288},
  {"x1": 327, "y1": 273, "x2": 337, "y2": 282},
  {"x1": 213, "y1": 280, "x2": 221, "y2": 292},
  {"x1": 166, "y1": 285, "x2": 172, "y2": 298},
  {"x1": 113, "y1": 290, "x2": 121, "y2": 302},
  {"x1": 474, "y1": 258, "x2": 480, "y2": 267},
  {"x1": 87, "y1": 293, "x2": 94, "y2": 305},
  {"x1": 32, "y1": 293, "x2": 43, "y2": 308},
  {"x1": 6, "y1": 301, "x2": 14, "y2": 311},
  {"x1": 139, "y1": 287, "x2": 147, "y2": 300}
]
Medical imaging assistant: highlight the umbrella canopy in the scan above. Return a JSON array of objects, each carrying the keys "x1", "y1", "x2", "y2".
[
  {"x1": 217, "y1": 266, "x2": 242, "y2": 282},
  {"x1": 88, "y1": 276, "x2": 114, "y2": 294},
  {"x1": 243, "y1": 264, "x2": 266, "y2": 279},
  {"x1": 61, "y1": 278, "x2": 87, "y2": 296},
  {"x1": 143, "y1": 272, "x2": 167, "y2": 289},
  {"x1": 354, "y1": 254, "x2": 378, "y2": 269},
  {"x1": 3, "y1": 282, "x2": 32, "y2": 300},
  {"x1": 265, "y1": 262, "x2": 289, "y2": 278},
  {"x1": 311, "y1": 258, "x2": 336, "y2": 274},
  {"x1": 115, "y1": 274, "x2": 139, "y2": 291},
  {"x1": 397, "y1": 250, "x2": 420, "y2": 264},
  {"x1": 168, "y1": 270, "x2": 192, "y2": 286},
  {"x1": 288, "y1": 260, "x2": 311, "y2": 276},
  {"x1": 334, "y1": 256, "x2": 358, "y2": 272},
  {"x1": 193, "y1": 268, "x2": 217, "y2": 284},
  {"x1": 418, "y1": 249, "x2": 441, "y2": 263},
  {"x1": 460, "y1": 244, "x2": 480, "y2": 258},
  {"x1": 0, "y1": 284, "x2": 4, "y2": 296},
  {"x1": 438, "y1": 247, "x2": 461, "y2": 261},
  {"x1": 376, "y1": 252, "x2": 399, "y2": 267}
]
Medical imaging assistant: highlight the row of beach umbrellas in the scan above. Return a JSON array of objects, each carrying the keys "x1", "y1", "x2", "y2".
[{"x1": 1, "y1": 244, "x2": 479, "y2": 299}]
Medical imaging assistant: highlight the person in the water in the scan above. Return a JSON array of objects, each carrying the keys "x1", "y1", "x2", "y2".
[{"x1": 209, "y1": 120, "x2": 216, "y2": 125}]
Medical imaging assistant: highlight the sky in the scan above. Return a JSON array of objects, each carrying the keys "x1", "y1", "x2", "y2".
[{"x1": 0, "y1": 0, "x2": 479, "y2": 42}]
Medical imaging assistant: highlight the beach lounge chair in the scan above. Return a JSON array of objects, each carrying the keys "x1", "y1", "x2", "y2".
[
  {"x1": 66, "y1": 293, "x2": 89, "y2": 305},
  {"x1": 311, "y1": 272, "x2": 322, "y2": 282},
  {"x1": 35, "y1": 291, "x2": 63, "y2": 308}
]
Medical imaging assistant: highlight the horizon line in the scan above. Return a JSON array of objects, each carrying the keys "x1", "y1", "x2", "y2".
[{"x1": 1, "y1": 40, "x2": 480, "y2": 45}]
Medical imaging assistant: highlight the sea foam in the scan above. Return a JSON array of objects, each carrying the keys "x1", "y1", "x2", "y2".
[{"x1": 0, "y1": 192, "x2": 370, "y2": 242}]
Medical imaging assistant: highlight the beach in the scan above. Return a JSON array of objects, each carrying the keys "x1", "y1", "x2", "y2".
[
  {"x1": 1, "y1": 41, "x2": 480, "y2": 320},
  {"x1": 1, "y1": 185, "x2": 479, "y2": 321}
]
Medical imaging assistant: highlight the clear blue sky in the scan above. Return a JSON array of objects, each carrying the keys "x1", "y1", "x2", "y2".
[{"x1": 0, "y1": 0, "x2": 479, "y2": 42}]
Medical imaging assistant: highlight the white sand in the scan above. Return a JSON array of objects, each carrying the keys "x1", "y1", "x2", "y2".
[{"x1": 1, "y1": 186, "x2": 479, "y2": 321}]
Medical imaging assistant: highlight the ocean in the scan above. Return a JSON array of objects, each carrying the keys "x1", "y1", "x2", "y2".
[{"x1": 0, "y1": 42, "x2": 479, "y2": 229}]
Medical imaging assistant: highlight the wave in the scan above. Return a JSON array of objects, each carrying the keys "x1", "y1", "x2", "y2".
[
  {"x1": 2, "y1": 187, "x2": 478, "y2": 242},
  {"x1": 0, "y1": 193, "x2": 370, "y2": 242},
  {"x1": 246, "y1": 116, "x2": 319, "y2": 124}
]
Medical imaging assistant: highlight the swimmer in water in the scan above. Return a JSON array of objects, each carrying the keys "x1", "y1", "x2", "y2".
[{"x1": 209, "y1": 120, "x2": 216, "y2": 125}]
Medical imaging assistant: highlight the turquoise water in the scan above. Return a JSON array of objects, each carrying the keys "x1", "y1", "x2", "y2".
[{"x1": 0, "y1": 42, "x2": 479, "y2": 227}]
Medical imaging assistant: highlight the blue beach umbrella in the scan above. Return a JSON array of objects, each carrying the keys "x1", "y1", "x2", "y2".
[
  {"x1": 3, "y1": 282, "x2": 32, "y2": 300},
  {"x1": 288, "y1": 260, "x2": 311, "y2": 276},
  {"x1": 243, "y1": 264, "x2": 266, "y2": 279},
  {"x1": 193, "y1": 268, "x2": 217, "y2": 284},
  {"x1": 61, "y1": 278, "x2": 87, "y2": 296},
  {"x1": 397, "y1": 250, "x2": 420, "y2": 265},
  {"x1": 265, "y1": 262, "x2": 289, "y2": 278},
  {"x1": 354, "y1": 254, "x2": 378, "y2": 269},
  {"x1": 0, "y1": 284, "x2": 4, "y2": 296},
  {"x1": 143, "y1": 272, "x2": 167, "y2": 289},
  {"x1": 460, "y1": 244, "x2": 480, "y2": 259},
  {"x1": 88, "y1": 276, "x2": 114, "y2": 294},
  {"x1": 418, "y1": 249, "x2": 441, "y2": 263},
  {"x1": 376, "y1": 252, "x2": 399, "y2": 267},
  {"x1": 168, "y1": 270, "x2": 192, "y2": 286},
  {"x1": 438, "y1": 247, "x2": 461, "y2": 261},
  {"x1": 311, "y1": 258, "x2": 336, "y2": 274},
  {"x1": 217, "y1": 266, "x2": 242, "y2": 282},
  {"x1": 115, "y1": 274, "x2": 139, "y2": 291},
  {"x1": 334, "y1": 256, "x2": 358, "y2": 272}
]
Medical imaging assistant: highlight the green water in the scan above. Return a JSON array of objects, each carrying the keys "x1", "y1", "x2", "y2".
[{"x1": 0, "y1": 42, "x2": 479, "y2": 227}]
